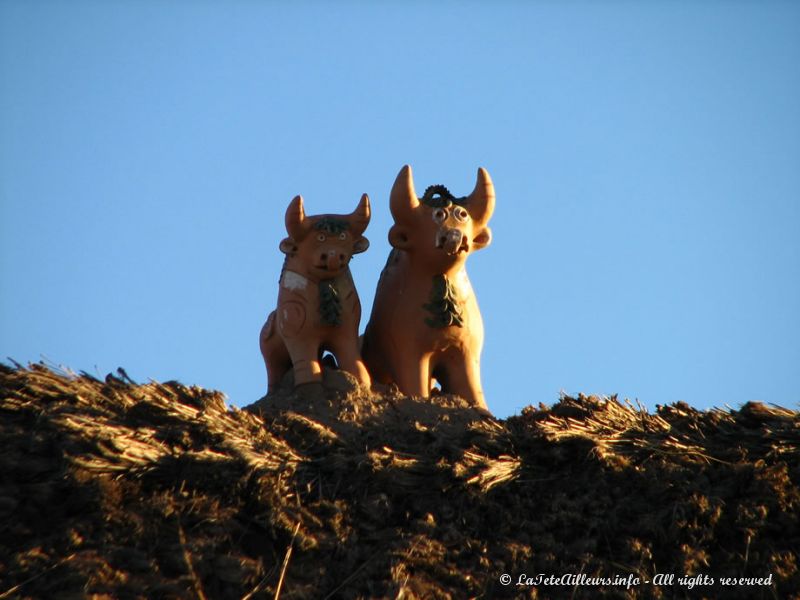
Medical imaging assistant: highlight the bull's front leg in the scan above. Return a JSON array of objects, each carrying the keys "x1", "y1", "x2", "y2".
[
  {"x1": 442, "y1": 354, "x2": 487, "y2": 410},
  {"x1": 393, "y1": 351, "x2": 432, "y2": 398},
  {"x1": 328, "y1": 335, "x2": 371, "y2": 388},
  {"x1": 276, "y1": 299, "x2": 323, "y2": 387},
  {"x1": 284, "y1": 337, "x2": 323, "y2": 386}
]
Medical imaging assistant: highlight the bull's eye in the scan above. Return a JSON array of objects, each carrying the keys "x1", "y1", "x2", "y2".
[
  {"x1": 453, "y1": 206, "x2": 469, "y2": 222},
  {"x1": 317, "y1": 233, "x2": 326, "y2": 242},
  {"x1": 432, "y1": 208, "x2": 447, "y2": 224},
  {"x1": 338, "y1": 232, "x2": 347, "y2": 240}
]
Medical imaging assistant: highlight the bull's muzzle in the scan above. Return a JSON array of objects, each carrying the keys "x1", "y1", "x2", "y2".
[
  {"x1": 436, "y1": 228, "x2": 468, "y2": 255},
  {"x1": 320, "y1": 249, "x2": 347, "y2": 272}
]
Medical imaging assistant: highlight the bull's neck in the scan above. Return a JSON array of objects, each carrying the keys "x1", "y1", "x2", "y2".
[
  {"x1": 401, "y1": 249, "x2": 468, "y2": 279},
  {"x1": 392, "y1": 250, "x2": 473, "y2": 309},
  {"x1": 281, "y1": 257, "x2": 347, "y2": 285}
]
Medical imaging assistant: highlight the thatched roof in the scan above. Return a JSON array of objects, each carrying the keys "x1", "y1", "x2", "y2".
[{"x1": 1, "y1": 363, "x2": 798, "y2": 598}]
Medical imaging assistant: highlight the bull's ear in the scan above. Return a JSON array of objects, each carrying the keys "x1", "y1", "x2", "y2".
[
  {"x1": 388, "y1": 224, "x2": 411, "y2": 250},
  {"x1": 472, "y1": 226, "x2": 492, "y2": 251},
  {"x1": 353, "y1": 236, "x2": 370, "y2": 254},
  {"x1": 279, "y1": 237, "x2": 298, "y2": 255}
]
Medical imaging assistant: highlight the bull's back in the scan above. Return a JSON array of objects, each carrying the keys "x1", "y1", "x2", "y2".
[{"x1": 259, "y1": 310, "x2": 278, "y2": 355}]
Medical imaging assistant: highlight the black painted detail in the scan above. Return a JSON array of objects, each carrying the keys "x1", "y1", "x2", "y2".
[
  {"x1": 319, "y1": 279, "x2": 342, "y2": 326},
  {"x1": 424, "y1": 274, "x2": 464, "y2": 328},
  {"x1": 314, "y1": 218, "x2": 350, "y2": 235},
  {"x1": 420, "y1": 185, "x2": 469, "y2": 209}
]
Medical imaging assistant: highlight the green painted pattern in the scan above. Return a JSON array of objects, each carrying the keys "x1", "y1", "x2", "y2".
[
  {"x1": 423, "y1": 274, "x2": 464, "y2": 328},
  {"x1": 318, "y1": 279, "x2": 342, "y2": 326}
]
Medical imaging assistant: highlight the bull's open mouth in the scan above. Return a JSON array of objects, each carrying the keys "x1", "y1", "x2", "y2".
[
  {"x1": 314, "y1": 263, "x2": 347, "y2": 273},
  {"x1": 435, "y1": 238, "x2": 470, "y2": 255},
  {"x1": 435, "y1": 228, "x2": 471, "y2": 255}
]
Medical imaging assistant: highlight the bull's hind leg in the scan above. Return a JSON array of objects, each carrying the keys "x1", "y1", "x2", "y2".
[
  {"x1": 259, "y1": 312, "x2": 292, "y2": 393},
  {"x1": 361, "y1": 332, "x2": 393, "y2": 386}
]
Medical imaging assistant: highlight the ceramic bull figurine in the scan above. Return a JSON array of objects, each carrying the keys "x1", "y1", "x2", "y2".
[
  {"x1": 362, "y1": 165, "x2": 494, "y2": 410},
  {"x1": 260, "y1": 194, "x2": 371, "y2": 392}
]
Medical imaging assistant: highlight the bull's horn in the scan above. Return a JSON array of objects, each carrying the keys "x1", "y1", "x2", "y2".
[
  {"x1": 350, "y1": 193, "x2": 371, "y2": 236},
  {"x1": 390, "y1": 165, "x2": 420, "y2": 224},
  {"x1": 285, "y1": 195, "x2": 309, "y2": 240},
  {"x1": 466, "y1": 167, "x2": 495, "y2": 226}
]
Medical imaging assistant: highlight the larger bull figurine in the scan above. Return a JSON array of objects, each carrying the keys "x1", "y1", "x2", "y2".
[
  {"x1": 362, "y1": 165, "x2": 494, "y2": 410},
  {"x1": 260, "y1": 194, "x2": 371, "y2": 392}
]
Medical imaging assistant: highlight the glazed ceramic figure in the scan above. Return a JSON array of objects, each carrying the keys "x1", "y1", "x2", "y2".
[
  {"x1": 260, "y1": 194, "x2": 372, "y2": 391},
  {"x1": 362, "y1": 165, "x2": 494, "y2": 410}
]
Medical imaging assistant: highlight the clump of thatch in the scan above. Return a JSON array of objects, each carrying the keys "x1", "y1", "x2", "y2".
[{"x1": 1, "y1": 362, "x2": 798, "y2": 599}]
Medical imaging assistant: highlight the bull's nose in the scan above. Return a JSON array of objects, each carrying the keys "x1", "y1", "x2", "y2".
[
  {"x1": 437, "y1": 228, "x2": 464, "y2": 255},
  {"x1": 325, "y1": 251, "x2": 346, "y2": 271},
  {"x1": 436, "y1": 231, "x2": 456, "y2": 246}
]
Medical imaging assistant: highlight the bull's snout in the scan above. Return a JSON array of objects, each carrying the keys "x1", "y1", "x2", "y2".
[
  {"x1": 436, "y1": 228, "x2": 468, "y2": 255},
  {"x1": 320, "y1": 249, "x2": 348, "y2": 272}
]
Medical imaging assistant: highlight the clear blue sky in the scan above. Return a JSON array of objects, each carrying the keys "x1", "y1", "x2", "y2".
[{"x1": 1, "y1": 1, "x2": 798, "y2": 417}]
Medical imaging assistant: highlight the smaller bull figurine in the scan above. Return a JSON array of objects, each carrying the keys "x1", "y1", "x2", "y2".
[
  {"x1": 362, "y1": 165, "x2": 494, "y2": 410},
  {"x1": 260, "y1": 194, "x2": 371, "y2": 392}
]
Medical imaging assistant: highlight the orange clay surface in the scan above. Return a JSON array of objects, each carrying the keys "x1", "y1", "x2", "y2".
[
  {"x1": 260, "y1": 194, "x2": 371, "y2": 391},
  {"x1": 363, "y1": 165, "x2": 494, "y2": 410}
]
